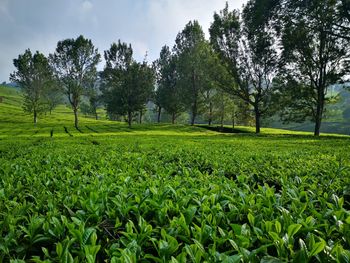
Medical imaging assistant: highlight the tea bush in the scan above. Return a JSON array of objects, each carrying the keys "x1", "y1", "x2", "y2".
[{"x1": 1, "y1": 134, "x2": 350, "y2": 262}]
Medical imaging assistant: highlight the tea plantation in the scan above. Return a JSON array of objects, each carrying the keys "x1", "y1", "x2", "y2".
[{"x1": 1, "y1": 86, "x2": 350, "y2": 262}]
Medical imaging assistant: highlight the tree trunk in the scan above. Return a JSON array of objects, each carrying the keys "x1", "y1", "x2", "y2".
[
  {"x1": 220, "y1": 112, "x2": 224, "y2": 129},
  {"x1": 74, "y1": 108, "x2": 79, "y2": 129},
  {"x1": 314, "y1": 28, "x2": 326, "y2": 136},
  {"x1": 220, "y1": 100, "x2": 225, "y2": 129},
  {"x1": 191, "y1": 106, "x2": 197, "y2": 126},
  {"x1": 172, "y1": 112, "x2": 176, "y2": 124},
  {"x1": 254, "y1": 105, "x2": 261, "y2": 134},
  {"x1": 208, "y1": 102, "x2": 213, "y2": 126},
  {"x1": 191, "y1": 97, "x2": 197, "y2": 126},
  {"x1": 127, "y1": 111, "x2": 132, "y2": 127},
  {"x1": 191, "y1": 70, "x2": 197, "y2": 126},
  {"x1": 314, "y1": 94, "x2": 324, "y2": 136},
  {"x1": 157, "y1": 107, "x2": 161, "y2": 123},
  {"x1": 232, "y1": 108, "x2": 235, "y2": 129},
  {"x1": 95, "y1": 111, "x2": 98, "y2": 120},
  {"x1": 34, "y1": 110, "x2": 37, "y2": 125},
  {"x1": 139, "y1": 110, "x2": 143, "y2": 124}
]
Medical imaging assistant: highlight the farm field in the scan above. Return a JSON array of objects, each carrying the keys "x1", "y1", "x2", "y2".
[{"x1": 1, "y1": 86, "x2": 350, "y2": 262}]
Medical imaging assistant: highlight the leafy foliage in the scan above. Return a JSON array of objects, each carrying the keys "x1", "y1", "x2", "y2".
[
  {"x1": 0, "y1": 133, "x2": 350, "y2": 261},
  {"x1": 210, "y1": 2, "x2": 279, "y2": 134},
  {"x1": 175, "y1": 21, "x2": 219, "y2": 125},
  {"x1": 153, "y1": 45, "x2": 184, "y2": 124},
  {"x1": 10, "y1": 49, "x2": 54, "y2": 124},
  {"x1": 101, "y1": 41, "x2": 155, "y2": 127},
  {"x1": 50, "y1": 35, "x2": 100, "y2": 128},
  {"x1": 275, "y1": 0, "x2": 350, "y2": 135}
]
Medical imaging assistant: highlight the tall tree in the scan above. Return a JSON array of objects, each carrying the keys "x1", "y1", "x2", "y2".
[
  {"x1": 210, "y1": 2, "x2": 279, "y2": 133},
  {"x1": 85, "y1": 77, "x2": 101, "y2": 120},
  {"x1": 276, "y1": 0, "x2": 350, "y2": 136},
  {"x1": 175, "y1": 21, "x2": 214, "y2": 125},
  {"x1": 10, "y1": 49, "x2": 54, "y2": 124},
  {"x1": 101, "y1": 41, "x2": 155, "y2": 127},
  {"x1": 154, "y1": 45, "x2": 184, "y2": 124},
  {"x1": 153, "y1": 87, "x2": 163, "y2": 123},
  {"x1": 45, "y1": 82, "x2": 62, "y2": 115},
  {"x1": 50, "y1": 35, "x2": 100, "y2": 128},
  {"x1": 206, "y1": 89, "x2": 241, "y2": 129},
  {"x1": 332, "y1": 0, "x2": 350, "y2": 40},
  {"x1": 201, "y1": 88, "x2": 217, "y2": 126}
]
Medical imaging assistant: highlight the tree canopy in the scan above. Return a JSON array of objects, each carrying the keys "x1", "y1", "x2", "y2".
[
  {"x1": 10, "y1": 49, "x2": 54, "y2": 124},
  {"x1": 8, "y1": 0, "x2": 350, "y2": 135},
  {"x1": 210, "y1": 2, "x2": 279, "y2": 133},
  {"x1": 154, "y1": 45, "x2": 184, "y2": 124},
  {"x1": 101, "y1": 41, "x2": 155, "y2": 127},
  {"x1": 50, "y1": 35, "x2": 100, "y2": 128},
  {"x1": 275, "y1": 0, "x2": 350, "y2": 135},
  {"x1": 175, "y1": 20, "x2": 220, "y2": 125}
]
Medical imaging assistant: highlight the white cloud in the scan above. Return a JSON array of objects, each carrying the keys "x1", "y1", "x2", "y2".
[
  {"x1": 131, "y1": 40, "x2": 149, "y2": 59},
  {"x1": 0, "y1": 0, "x2": 12, "y2": 20},
  {"x1": 0, "y1": 0, "x2": 247, "y2": 81},
  {"x1": 81, "y1": 1, "x2": 93, "y2": 13},
  {"x1": 142, "y1": 0, "x2": 246, "y2": 60},
  {"x1": 78, "y1": 0, "x2": 98, "y2": 27},
  {"x1": 0, "y1": 0, "x2": 9, "y2": 13}
]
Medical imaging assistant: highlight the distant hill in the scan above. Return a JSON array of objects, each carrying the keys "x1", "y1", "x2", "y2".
[{"x1": 1, "y1": 82, "x2": 20, "y2": 91}]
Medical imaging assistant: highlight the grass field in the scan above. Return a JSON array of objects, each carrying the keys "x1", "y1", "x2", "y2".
[{"x1": 1, "y1": 85, "x2": 350, "y2": 262}]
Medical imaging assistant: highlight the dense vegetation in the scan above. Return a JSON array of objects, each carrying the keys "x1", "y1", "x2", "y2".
[
  {"x1": 1, "y1": 86, "x2": 350, "y2": 262},
  {"x1": 1, "y1": 129, "x2": 350, "y2": 262},
  {"x1": 2, "y1": 0, "x2": 350, "y2": 261},
  {"x1": 9, "y1": 0, "x2": 350, "y2": 136}
]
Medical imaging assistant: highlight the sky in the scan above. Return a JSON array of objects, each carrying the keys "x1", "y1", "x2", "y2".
[{"x1": 0, "y1": 0, "x2": 246, "y2": 82}]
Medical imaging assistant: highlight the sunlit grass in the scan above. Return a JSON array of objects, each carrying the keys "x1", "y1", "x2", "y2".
[{"x1": 0, "y1": 85, "x2": 348, "y2": 140}]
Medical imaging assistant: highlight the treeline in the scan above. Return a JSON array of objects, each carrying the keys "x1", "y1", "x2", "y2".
[{"x1": 10, "y1": 0, "x2": 350, "y2": 135}]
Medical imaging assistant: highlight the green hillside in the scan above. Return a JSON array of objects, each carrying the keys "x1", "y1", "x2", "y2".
[
  {"x1": 1, "y1": 85, "x2": 350, "y2": 262},
  {"x1": 0, "y1": 85, "x2": 347, "y2": 139}
]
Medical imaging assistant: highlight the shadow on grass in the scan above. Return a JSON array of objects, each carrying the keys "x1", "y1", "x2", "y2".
[
  {"x1": 64, "y1": 126, "x2": 73, "y2": 137},
  {"x1": 104, "y1": 124, "x2": 132, "y2": 132},
  {"x1": 86, "y1": 126, "x2": 99, "y2": 133},
  {"x1": 198, "y1": 125, "x2": 251, "y2": 134},
  {"x1": 197, "y1": 125, "x2": 350, "y2": 140},
  {"x1": 75, "y1": 126, "x2": 84, "y2": 133}
]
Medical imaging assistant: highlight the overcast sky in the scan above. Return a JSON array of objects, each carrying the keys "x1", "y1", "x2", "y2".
[{"x1": 0, "y1": 0, "x2": 246, "y2": 82}]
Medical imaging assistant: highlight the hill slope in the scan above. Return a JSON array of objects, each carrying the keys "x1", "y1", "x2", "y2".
[
  {"x1": 0, "y1": 85, "x2": 215, "y2": 139},
  {"x1": 1, "y1": 86, "x2": 350, "y2": 261},
  {"x1": 0, "y1": 85, "x2": 348, "y2": 138}
]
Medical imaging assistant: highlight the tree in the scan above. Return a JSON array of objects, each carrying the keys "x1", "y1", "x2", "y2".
[
  {"x1": 101, "y1": 41, "x2": 155, "y2": 127},
  {"x1": 50, "y1": 35, "x2": 100, "y2": 128},
  {"x1": 210, "y1": 2, "x2": 279, "y2": 134},
  {"x1": 201, "y1": 88, "x2": 216, "y2": 126},
  {"x1": 84, "y1": 77, "x2": 101, "y2": 120},
  {"x1": 175, "y1": 21, "x2": 214, "y2": 125},
  {"x1": 154, "y1": 45, "x2": 185, "y2": 124},
  {"x1": 10, "y1": 49, "x2": 54, "y2": 124},
  {"x1": 45, "y1": 82, "x2": 62, "y2": 114},
  {"x1": 152, "y1": 87, "x2": 163, "y2": 123},
  {"x1": 208, "y1": 90, "x2": 240, "y2": 129},
  {"x1": 331, "y1": 0, "x2": 350, "y2": 40},
  {"x1": 276, "y1": 0, "x2": 350, "y2": 136},
  {"x1": 80, "y1": 93, "x2": 100, "y2": 119}
]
